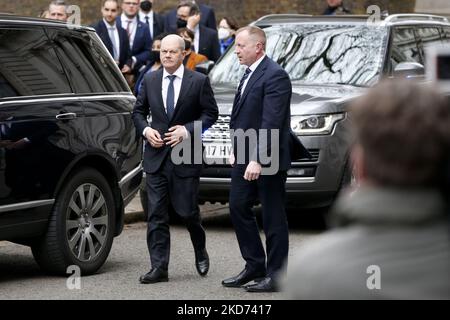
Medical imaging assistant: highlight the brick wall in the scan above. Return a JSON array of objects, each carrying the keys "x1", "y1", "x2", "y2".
[{"x1": 1, "y1": 0, "x2": 416, "y2": 27}]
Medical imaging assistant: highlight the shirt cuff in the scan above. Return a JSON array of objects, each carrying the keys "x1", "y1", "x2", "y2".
[
  {"x1": 143, "y1": 127, "x2": 150, "y2": 137},
  {"x1": 183, "y1": 126, "x2": 190, "y2": 139}
]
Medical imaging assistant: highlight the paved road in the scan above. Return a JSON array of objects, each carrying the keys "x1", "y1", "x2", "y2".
[{"x1": 0, "y1": 196, "x2": 324, "y2": 300}]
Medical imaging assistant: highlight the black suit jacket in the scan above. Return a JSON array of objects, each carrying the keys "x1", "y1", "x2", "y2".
[
  {"x1": 116, "y1": 16, "x2": 152, "y2": 72},
  {"x1": 132, "y1": 68, "x2": 218, "y2": 177},
  {"x1": 140, "y1": 12, "x2": 165, "y2": 39},
  {"x1": 92, "y1": 20, "x2": 131, "y2": 69},
  {"x1": 164, "y1": 3, "x2": 217, "y2": 32},
  {"x1": 197, "y1": 25, "x2": 221, "y2": 62},
  {"x1": 230, "y1": 56, "x2": 310, "y2": 172}
]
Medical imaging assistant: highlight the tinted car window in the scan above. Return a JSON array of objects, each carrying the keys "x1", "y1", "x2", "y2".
[
  {"x1": 442, "y1": 27, "x2": 450, "y2": 44},
  {"x1": 0, "y1": 28, "x2": 72, "y2": 98},
  {"x1": 389, "y1": 27, "x2": 421, "y2": 73},
  {"x1": 47, "y1": 29, "x2": 129, "y2": 94},
  {"x1": 210, "y1": 24, "x2": 387, "y2": 87},
  {"x1": 417, "y1": 27, "x2": 444, "y2": 61}
]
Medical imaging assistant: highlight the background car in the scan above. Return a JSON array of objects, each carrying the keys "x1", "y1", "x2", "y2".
[
  {"x1": 200, "y1": 13, "x2": 450, "y2": 209},
  {"x1": 0, "y1": 15, "x2": 142, "y2": 275}
]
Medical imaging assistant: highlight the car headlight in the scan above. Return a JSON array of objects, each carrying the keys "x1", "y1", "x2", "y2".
[{"x1": 291, "y1": 113, "x2": 345, "y2": 136}]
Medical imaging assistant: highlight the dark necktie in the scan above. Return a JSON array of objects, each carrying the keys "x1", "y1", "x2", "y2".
[
  {"x1": 145, "y1": 16, "x2": 149, "y2": 25},
  {"x1": 166, "y1": 75, "x2": 176, "y2": 120},
  {"x1": 126, "y1": 20, "x2": 132, "y2": 38},
  {"x1": 234, "y1": 67, "x2": 252, "y2": 105}
]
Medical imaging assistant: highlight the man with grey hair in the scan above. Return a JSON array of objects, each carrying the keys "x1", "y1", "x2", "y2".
[
  {"x1": 222, "y1": 26, "x2": 309, "y2": 292},
  {"x1": 133, "y1": 34, "x2": 218, "y2": 284},
  {"x1": 48, "y1": 0, "x2": 68, "y2": 21}
]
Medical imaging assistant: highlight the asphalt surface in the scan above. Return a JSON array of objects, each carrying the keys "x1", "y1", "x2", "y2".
[{"x1": 0, "y1": 195, "x2": 325, "y2": 300}]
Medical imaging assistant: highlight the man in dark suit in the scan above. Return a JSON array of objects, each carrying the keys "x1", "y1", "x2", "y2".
[
  {"x1": 133, "y1": 34, "x2": 218, "y2": 284},
  {"x1": 164, "y1": 0, "x2": 217, "y2": 32},
  {"x1": 167, "y1": 1, "x2": 220, "y2": 62},
  {"x1": 93, "y1": 0, "x2": 132, "y2": 73},
  {"x1": 221, "y1": 26, "x2": 309, "y2": 292},
  {"x1": 117, "y1": 0, "x2": 152, "y2": 75},
  {"x1": 138, "y1": 0, "x2": 165, "y2": 40}
]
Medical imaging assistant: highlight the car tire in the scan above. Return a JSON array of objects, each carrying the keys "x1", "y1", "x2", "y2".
[{"x1": 31, "y1": 167, "x2": 115, "y2": 275}]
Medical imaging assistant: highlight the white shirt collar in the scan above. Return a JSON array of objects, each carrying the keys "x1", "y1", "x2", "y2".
[
  {"x1": 139, "y1": 11, "x2": 153, "y2": 20},
  {"x1": 103, "y1": 19, "x2": 116, "y2": 29},
  {"x1": 163, "y1": 64, "x2": 185, "y2": 80},
  {"x1": 248, "y1": 54, "x2": 266, "y2": 73},
  {"x1": 121, "y1": 13, "x2": 136, "y2": 23}
]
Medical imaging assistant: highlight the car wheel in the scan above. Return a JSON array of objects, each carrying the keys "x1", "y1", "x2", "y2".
[{"x1": 32, "y1": 167, "x2": 115, "y2": 275}]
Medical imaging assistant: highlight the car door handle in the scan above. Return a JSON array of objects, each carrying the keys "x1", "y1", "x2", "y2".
[{"x1": 56, "y1": 113, "x2": 77, "y2": 120}]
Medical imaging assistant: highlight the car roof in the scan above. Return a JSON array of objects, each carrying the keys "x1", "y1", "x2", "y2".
[
  {"x1": 253, "y1": 13, "x2": 450, "y2": 28},
  {"x1": 0, "y1": 13, "x2": 95, "y2": 32}
]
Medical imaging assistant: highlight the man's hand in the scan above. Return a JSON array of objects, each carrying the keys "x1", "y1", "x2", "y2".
[
  {"x1": 121, "y1": 64, "x2": 131, "y2": 74},
  {"x1": 164, "y1": 125, "x2": 186, "y2": 147},
  {"x1": 6, "y1": 138, "x2": 29, "y2": 150},
  {"x1": 244, "y1": 161, "x2": 261, "y2": 181},
  {"x1": 145, "y1": 128, "x2": 164, "y2": 148},
  {"x1": 187, "y1": 14, "x2": 201, "y2": 30}
]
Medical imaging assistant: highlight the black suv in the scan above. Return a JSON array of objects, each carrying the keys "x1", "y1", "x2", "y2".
[
  {"x1": 0, "y1": 15, "x2": 142, "y2": 274},
  {"x1": 201, "y1": 14, "x2": 450, "y2": 208}
]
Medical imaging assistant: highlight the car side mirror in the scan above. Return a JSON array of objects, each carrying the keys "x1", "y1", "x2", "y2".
[
  {"x1": 195, "y1": 61, "x2": 215, "y2": 75},
  {"x1": 394, "y1": 62, "x2": 425, "y2": 79}
]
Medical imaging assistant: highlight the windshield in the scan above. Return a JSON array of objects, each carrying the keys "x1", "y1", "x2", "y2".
[{"x1": 209, "y1": 24, "x2": 388, "y2": 87}]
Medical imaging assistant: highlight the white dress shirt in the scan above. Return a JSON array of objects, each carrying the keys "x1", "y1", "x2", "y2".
[
  {"x1": 103, "y1": 19, "x2": 120, "y2": 61},
  {"x1": 121, "y1": 14, "x2": 137, "y2": 48},
  {"x1": 240, "y1": 54, "x2": 266, "y2": 97},
  {"x1": 192, "y1": 25, "x2": 200, "y2": 53},
  {"x1": 142, "y1": 64, "x2": 189, "y2": 139},
  {"x1": 139, "y1": 11, "x2": 154, "y2": 39}
]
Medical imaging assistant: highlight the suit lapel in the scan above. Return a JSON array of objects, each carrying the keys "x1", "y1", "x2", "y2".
[
  {"x1": 171, "y1": 69, "x2": 193, "y2": 121},
  {"x1": 231, "y1": 57, "x2": 269, "y2": 121},
  {"x1": 98, "y1": 22, "x2": 113, "y2": 55}
]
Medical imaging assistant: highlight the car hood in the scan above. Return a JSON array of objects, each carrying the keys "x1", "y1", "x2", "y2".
[{"x1": 212, "y1": 83, "x2": 366, "y2": 116}]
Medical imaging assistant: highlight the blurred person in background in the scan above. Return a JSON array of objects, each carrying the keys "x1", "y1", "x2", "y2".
[
  {"x1": 176, "y1": 28, "x2": 208, "y2": 71},
  {"x1": 117, "y1": 0, "x2": 152, "y2": 88},
  {"x1": 284, "y1": 80, "x2": 450, "y2": 299},
  {"x1": 93, "y1": 0, "x2": 132, "y2": 75},
  {"x1": 134, "y1": 32, "x2": 167, "y2": 96},
  {"x1": 138, "y1": 0, "x2": 165, "y2": 40},
  {"x1": 165, "y1": 0, "x2": 217, "y2": 32},
  {"x1": 323, "y1": 0, "x2": 351, "y2": 15},
  {"x1": 218, "y1": 16, "x2": 238, "y2": 55},
  {"x1": 169, "y1": 1, "x2": 220, "y2": 62},
  {"x1": 48, "y1": 0, "x2": 68, "y2": 21}
]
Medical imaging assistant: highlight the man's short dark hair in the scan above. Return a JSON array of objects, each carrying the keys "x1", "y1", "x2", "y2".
[
  {"x1": 350, "y1": 80, "x2": 450, "y2": 187},
  {"x1": 177, "y1": 1, "x2": 200, "y2": 16}
]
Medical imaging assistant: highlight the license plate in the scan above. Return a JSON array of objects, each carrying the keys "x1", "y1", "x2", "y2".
[{"x1": 204, "y1": 142, "x2": 232, "y2": 164}]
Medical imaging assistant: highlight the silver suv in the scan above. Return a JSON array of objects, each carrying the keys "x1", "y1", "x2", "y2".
[{"x1": 200, "y1": 14, "x2": 450, "y2": 208}]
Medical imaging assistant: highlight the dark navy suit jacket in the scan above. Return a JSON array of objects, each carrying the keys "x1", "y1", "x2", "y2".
[
  {"x1": 164, "y1": 3, "x2": 217, "y2": 32},
  {"x1": 230, "y1": 56, "x2": 310, "y2": 172},
  {"x1": 92, "y1": 20, "x2": 131, "y2": 69},
  {"x1": 197, "y1": 25, "x2": 221, "y2": 62},
  {"x1": 116, "y1": 17, "x2": 152, "y2": 72},
  {"x1": 132, "y1": 68, "x2": 218, "y2": 177}
]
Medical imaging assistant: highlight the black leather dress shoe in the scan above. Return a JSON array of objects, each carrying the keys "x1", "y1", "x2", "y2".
[
  {"x1": 222, "y1": 268, "x2": 266, "y2": 288},
  {"x1": 139, "y1": 268, "x2": 168, "y2": 284},
  {"x1": 244, "y1": 277, "x2": 278, "y2": 292},
  {"x1": 195, "y1": 248, "x2": 209, "y2": 276}
]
